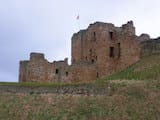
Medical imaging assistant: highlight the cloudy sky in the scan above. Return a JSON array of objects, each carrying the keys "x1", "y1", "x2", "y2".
[{"x1": 0, "y1": 0, "x2": 160, "y2": 82}]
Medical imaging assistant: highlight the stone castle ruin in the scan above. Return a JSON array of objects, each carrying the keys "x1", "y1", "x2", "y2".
[{"x1": 19, "y1": 21, "x2": 160, "y2": 83}]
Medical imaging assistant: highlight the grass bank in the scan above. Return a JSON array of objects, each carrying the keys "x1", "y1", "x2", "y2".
[
  {"x1": 0, "y1": 81, "x2": 160, "y2": 120},
  {"x1": 103, "y1": 54, "x2": 160, "y2": 81}
]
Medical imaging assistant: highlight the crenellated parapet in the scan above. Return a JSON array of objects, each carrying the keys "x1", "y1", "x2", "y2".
[
  {"x1": 122, "y1": 21, "x2": 135, "y2": 35},
  {"x1": 30, "y1": 52, "x2": 45, "y2": 61}
]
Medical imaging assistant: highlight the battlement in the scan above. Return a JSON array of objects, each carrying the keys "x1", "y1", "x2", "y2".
[
  {"x1": 53, "y1": 58, "x2": 69, "y2": 66},
  {"x1": 122, "y1": 21, "x2": 134, "y2": 27},
  {"x1": 121, "y1": 21, "x2": 135, "y2": 35},
  {"x1": 88, "y1": 22, "x2": 114, "y2": 29},
  {"x1": 72, "y1": 21, "x2": 136, "y2": 42},
  {"x1": 30, "y1": 52, "x2": 45, "y2": 61}
]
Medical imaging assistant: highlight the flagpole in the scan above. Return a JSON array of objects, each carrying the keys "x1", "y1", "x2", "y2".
[
  {"x1": 76, "y1": 15, "x2": 80, "y2": 31},
  {"x1": 78, "y1": 20, "x2": 80, "y2": 30}
]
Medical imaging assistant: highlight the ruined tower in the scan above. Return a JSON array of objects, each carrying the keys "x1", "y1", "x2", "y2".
[{"x1": 19, "y1": 21, "x2": 160, "y2": 83}]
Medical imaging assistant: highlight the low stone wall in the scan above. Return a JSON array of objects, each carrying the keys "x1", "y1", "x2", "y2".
[{"x1": 0, "y1": 84, "x2": 111, "y2": 95}]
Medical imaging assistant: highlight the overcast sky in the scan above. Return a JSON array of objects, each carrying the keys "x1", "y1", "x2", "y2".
[{"x1": 0, "y1": 0, "x2": 160, "y2": 82}]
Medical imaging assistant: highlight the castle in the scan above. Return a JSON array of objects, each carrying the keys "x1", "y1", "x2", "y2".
[{"x1": 19, "y1": 21, "x2": 160, "y2": 83}]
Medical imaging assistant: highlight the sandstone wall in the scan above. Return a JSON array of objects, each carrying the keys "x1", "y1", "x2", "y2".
[
  {"x1": 140, "y1": 38, "x2": 160, "y2": 57},
  {"x1": 19, "y1": 53, "x2": 71, "y2": 83},
  {"x1": 71, "y1": 21, "x2": 141, "y2": 81},
  {"x1": 19, "y1": 61, "x2": 29, "y2": 82}
]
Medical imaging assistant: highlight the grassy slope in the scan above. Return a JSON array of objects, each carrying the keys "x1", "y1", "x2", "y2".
[
  {"x1": 104, "y1": 54, "x2": 160, "y2": 81},
  {"x1": 0, "y1": 91, "x2": 160, "y2": 120},
  {"x1": 0, "y1": 54, "x2": 160, "y2": 120}
]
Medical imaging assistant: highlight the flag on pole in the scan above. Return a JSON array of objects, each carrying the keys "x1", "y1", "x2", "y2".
[
  {"x1": 76, "y1": 14, "x2": 80, "y2": 30},
  {"x1": 76, "y1": 15, "x2": 79, "y2": 20}
]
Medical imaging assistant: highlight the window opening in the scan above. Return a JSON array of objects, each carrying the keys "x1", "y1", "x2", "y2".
[
  {"x1": 118, "y1": 43, "x2": 121, "y2": 58},
  {"x1": 93, "y1": 32, "x2": 96, "y2": 41},
  {"x1": 55, "y1": 69, "x2": 59, "y2": 74},
  {"x1": 109, "y1": 32, "x2": 113, "y2": 40},
  {"x1": 109, "y1": 47, "x2": 114, "y2": 57},
  {"x1": 91, "y1": 59, "x2": 94, "y2": 63},
  {"x1": 90, "y1": 49, "x2": 92, "y2": 56},
  {"x1": 66, "y1": 71, "x2": 68, "y2": 76},
  {"x1": 96, "y1": 72, "x2": 99, "y2": 78}
]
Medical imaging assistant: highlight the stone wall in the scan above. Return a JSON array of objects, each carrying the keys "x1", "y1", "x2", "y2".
[
  {"x1": 140, "y1": 38, "x2": 160, "y2": 57},
  {"x1": 19, "y1": 61, "x2": 29, "y2": 82},
  {"x1": 19, "y1": 53, "x2": 71, "y2": 83},
  {"x1": 71, "y1": 21, "x2": 140, "y2": 81},
  {"x1": 0, "y1": 84, "x2": 111, "y2": 95}
]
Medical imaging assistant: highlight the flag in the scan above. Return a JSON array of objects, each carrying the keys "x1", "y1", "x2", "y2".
[{"x1": 76, "y1": 15, "x2": 79, "y2": 20}]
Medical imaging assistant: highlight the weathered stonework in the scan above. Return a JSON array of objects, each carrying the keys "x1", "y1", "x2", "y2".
[
  {"x1": 140, "y1": 37, "x2": 160, "y2": 57},
  {"x1": 19, "y1": 21, "x2": 160, "y2": 83},
  {"x1": 19, "y1": 53, "x2": 71, "y2": 83}
]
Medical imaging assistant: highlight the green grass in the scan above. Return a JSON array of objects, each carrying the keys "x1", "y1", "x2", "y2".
[
  {"x1": 0, "y1": 81, "x2": 160, "y2": 120},
  {"x1": 0, "y1": 81, "x2": 83, "y2": 87},
  {"x1": 104, "y1": 54, "x2": 160, "y2": 81},
  {"x1": 0, "y1": 82, "x2": 19, "y2": 85}
]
